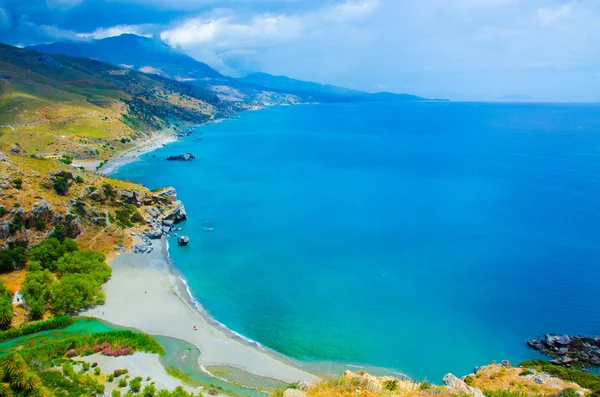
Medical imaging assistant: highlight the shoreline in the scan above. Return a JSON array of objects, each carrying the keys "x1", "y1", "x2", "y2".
[
  {"x1": 82, "y1": 238, "x2": 320, "y2": 385},
  {"x1": 71, "y1": 127, "x2": 180, "y2": 175}
]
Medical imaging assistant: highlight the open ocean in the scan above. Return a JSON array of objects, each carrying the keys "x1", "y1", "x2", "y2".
[{"x1": 113, "y1": 102, "x2": 600, "y2": 381}]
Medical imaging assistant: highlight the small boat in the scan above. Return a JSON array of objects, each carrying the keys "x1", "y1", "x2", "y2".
[{"x1": 204, "y1": 227, "x2": 214, "y2": 232}]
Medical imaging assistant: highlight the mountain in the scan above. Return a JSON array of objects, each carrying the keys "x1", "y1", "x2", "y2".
[
  {"x1": 0, "y1": 42, "x2": 227, "y2": 159},
  {"x1": 28, "y1": 34, "x2": 223, "y2": 81},
  {"x1": 28, "y1": 35, "x2": 434, "y2": 104},
  {"x1": 238, "y1": 72, "x2": 430, "y2": 102}
]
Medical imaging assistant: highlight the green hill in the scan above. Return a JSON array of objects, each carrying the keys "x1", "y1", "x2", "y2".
[{"x1": 0, "y1": 42, "x2": 227, "y2": 159}]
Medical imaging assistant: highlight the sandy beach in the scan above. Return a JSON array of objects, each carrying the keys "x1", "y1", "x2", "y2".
[
  {"x1": 72, "y1": 128, "x2": 179, "y2": 175},
  {"x1": 82, "y1": 239, "x2": 320, "y2": 385}
]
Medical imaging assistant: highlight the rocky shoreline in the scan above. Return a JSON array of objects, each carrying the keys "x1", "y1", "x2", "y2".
[{"x1": 527, "y1": 334, "x2": 600, "y2": 366}]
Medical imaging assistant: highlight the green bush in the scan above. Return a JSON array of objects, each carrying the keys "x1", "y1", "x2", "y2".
[
  {"x1": 143, "y1": 383, "x2": 157, "y2": 397},
  {"x1": 0, "y1": 316, "x2": 73, "y2": 342},
  {"x1": 113, "y1": 390, "x2": 122, "y2": 397},
  {"x1": 129, "y1": 376, "x2": 142, "y2": 393},
  {"x1": 93, "y1": 366, "x2": 101, "y2": 376},
  {"x1": 53, "y1": 177, "x2": 69, "y2": 195},
  {"x1": 12, "y1": 178, "x2": 23, "y2": 189},
  {"x1": 119, "y1": 378, "x2": 128, "y2": 388}
]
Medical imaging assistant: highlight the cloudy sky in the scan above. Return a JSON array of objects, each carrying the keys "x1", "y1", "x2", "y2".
[{"x1": 0, "y1": 0, "x2": 598, "y2": 101}]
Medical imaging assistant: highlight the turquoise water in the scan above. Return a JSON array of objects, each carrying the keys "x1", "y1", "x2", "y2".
[{"x1": 114, "y1": 102, "x2": 600, "y2": 381}]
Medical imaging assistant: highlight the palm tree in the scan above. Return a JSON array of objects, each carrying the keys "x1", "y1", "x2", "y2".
[
  {"x1": 9, "y1": 370, "x2": 28, "y2": 390},
  {"x1": 0, "y1": 353, "x2": 26, "y2": 378},
  {"x1": 0, "y1": 296, "x2": 14, "y2": 330},
  {"x1": 0, "y1": 382, "x2": 13, "y2": 397},
  {"x1": 30, "y1": 385, "x2": 52, "y2": 397},
  {"x1": 22, "y1": 372, "x2": 42, "y2": 391}
]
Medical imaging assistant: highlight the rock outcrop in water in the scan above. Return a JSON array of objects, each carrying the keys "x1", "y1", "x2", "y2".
[
  {"x1": 177, "y1": 236, "x2": 189, "y2": 246},
  {"x1": 527, "y1": 334, "x2": 600, "y2": 365},
  {"x1": 166, "y1": 153, "x2": 195, "y2": 161}
]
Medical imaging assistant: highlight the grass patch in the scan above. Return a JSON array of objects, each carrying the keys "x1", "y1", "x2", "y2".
[{"x1": 520, "y1": 360, "x2": 600, "y2": 396}]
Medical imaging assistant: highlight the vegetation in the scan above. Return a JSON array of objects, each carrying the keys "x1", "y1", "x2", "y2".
[
  {"x1": 114, "y1": 204, "x2": 144, "y2": 228},
  {"x1": 520, "y1": 360, "x2": 600, "y2": 397},
  {"x1": 0, "y1": 242, "x2": 27, "y2": 273},
  {"x1": 22, "y1": 238, "x2": 111, "y2": 317}
]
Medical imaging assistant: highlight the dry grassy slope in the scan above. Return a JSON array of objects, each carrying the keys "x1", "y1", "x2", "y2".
[
  {"x1": 0, "y1": 152, "x2": 179, "y2": 256},
  {"x1": 0, "y1": 43, "x2": 223, "y2": 159},
  {"x1": 293, "y1": 366, "x2": 589, "y2": 397}
]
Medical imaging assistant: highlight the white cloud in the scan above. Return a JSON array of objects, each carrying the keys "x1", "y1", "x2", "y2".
[
  {"x1": 537, "y1": 3, "x2": 574, "y2": 25},
  {"x1": 139, "y1": 65, "x2": 162, "y2": 74},
  {"x1": 160, "y1": 0, "x2": 378, "y2": 49},
  {"x1": 77, "y1": 24, "x2": 153, "y2": 40}
]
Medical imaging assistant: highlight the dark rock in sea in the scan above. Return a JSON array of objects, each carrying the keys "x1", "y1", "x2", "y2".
[
  {"x1": 166, "y1": 153, "x2": 195, "y2": 161},
  {"x1": 527, "y1": 334, "x2": 600, "y2": 366},
  {"x1": 177, "y1": 236, "x2": 190, "y2": 246}
]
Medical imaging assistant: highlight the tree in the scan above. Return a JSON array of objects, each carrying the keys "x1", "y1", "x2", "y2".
[
  {"x1": 0, "y1": 296, "x2": 14, "y2": 330},
  {"x1": 28, "y1": 238, "x2": 78, "y2": 270},
  {"x1": 49, "y1": 274, "x2": 103, "y2": 315},
  {"x1": 55, "y1": 250, "x2": 111, "y2": 283},
  {"x1": 27, "y1": 299, "x2": 46, "y2": 321},
  {"x1": 0, "y1": 243, "x2": 27, "y2": 273}
]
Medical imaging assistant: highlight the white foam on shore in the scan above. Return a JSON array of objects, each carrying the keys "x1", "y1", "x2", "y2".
[{"x1": 162, "y1": 239, "x2": 268, "y2": 353}]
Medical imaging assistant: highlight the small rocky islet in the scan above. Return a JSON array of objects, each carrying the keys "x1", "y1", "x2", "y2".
[
  {"x1": 527, "y1": 334, "x2": 600, "y2": 366},
  {"x1": 166, "y1": 153, "x2": 196, "y2": 161}
]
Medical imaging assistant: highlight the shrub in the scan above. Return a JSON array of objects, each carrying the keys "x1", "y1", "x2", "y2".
[
  {"x1": 12, "y1": 178, "x2": 23, "y2": 189},
  {"x1": 520, "y1": 360, "x2": 600, "y2": 396},
  {"x1": 113, "y1": 390, "x2": 122, "y2": 397},
  {"x1": 82, "y1": 361, "x2": 90, "y2": 372},
  {"x1": 119, "y1": 378, "x2": 128, "y2": 388},
  {"x1": 143, "y1": 383, "x2": 156, "y2": 397},
  {"x1": 0, "y1": 316, "x2": 73, "y2": 342},
  {"x1": 93, "y1": 367, "x2": 101, "y2": 376},
  {"x1": 520, "y1": 369, "x2": 534, "y2": 376},
  {"x1": 129, "y1": 377, "x2": 142, "y2": 393},
  {"x1": 75, "y1": 175, "x2": 84, "y2": 184},
  {"x1": 108, "y1": 374, "x2": 115, "y2": 382},
  {"x1": 384, "y1": 379, "x2": 399, "y2": 391},
  {"x1": 53, "y1": 177, "x2": 69, "y2": 195}
]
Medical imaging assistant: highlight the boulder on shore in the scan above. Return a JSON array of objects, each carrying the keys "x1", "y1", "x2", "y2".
[
  {"x1": 166, "y1": 153, "x2": 195, "y2": 161},
  {"x1": 527, "y1": 334, "x2": 600, "y2": 366}
]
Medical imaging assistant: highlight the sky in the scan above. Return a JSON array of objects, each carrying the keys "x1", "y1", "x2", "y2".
[{"x1": 0, "y1": 0, "x2": 598, "y2": 101}]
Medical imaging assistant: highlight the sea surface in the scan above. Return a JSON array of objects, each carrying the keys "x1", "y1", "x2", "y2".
[{"x1": 114, "y1": 102, "x2": 600, "y2": 381}]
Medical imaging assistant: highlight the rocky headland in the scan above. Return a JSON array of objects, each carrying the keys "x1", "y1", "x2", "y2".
[{"x1": 528, "y1": 334, "x2": 600, "y2": 366}]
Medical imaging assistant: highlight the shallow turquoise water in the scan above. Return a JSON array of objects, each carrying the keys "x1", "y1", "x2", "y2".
[{"x1": 114, "y1": 102, "x2": 600, "y2": 381}]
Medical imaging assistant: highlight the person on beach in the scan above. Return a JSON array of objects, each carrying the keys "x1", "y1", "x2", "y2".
[{"x1": 193, "y1": 325, "x2": 197, "y2": 331}]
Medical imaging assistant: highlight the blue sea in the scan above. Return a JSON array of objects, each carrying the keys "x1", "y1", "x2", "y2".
[{"x1": 114, "y1": 102, "x2": 600, "y2": 381}]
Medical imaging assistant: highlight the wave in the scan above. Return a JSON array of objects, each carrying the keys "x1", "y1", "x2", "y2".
[{"x1": 163, "y1": 242, "x2": 268, "y2": 352}]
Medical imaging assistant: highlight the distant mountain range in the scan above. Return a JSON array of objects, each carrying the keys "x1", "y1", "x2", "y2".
[
  {"x1": 28, "y1": 34, "x2": 435, "y2": 104},
  {"x1": 239, "y1": 72, "x2": 432, "y2": 102}
]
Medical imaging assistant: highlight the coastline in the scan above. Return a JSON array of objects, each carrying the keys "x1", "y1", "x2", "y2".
[
  {"x1": 71, "y1": 127, "x2": 179, "y2": 175},
  {"x1": 82, "y1": 239, "x2": 320, "y2": 385}
]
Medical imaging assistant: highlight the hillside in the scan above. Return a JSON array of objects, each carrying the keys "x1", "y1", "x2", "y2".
[
  {"x1": 239, "y1": 72, "x2": 431, "y2": 102},
  {"x1": 26, "y1": 35, "x2": 436, "y2": 104},
  {"x1": 0, "y1": 42, "x2": 227, "y2": 160},
  {"x1": 27, "y1": 35, "x2": 305, "y2": 106}
]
